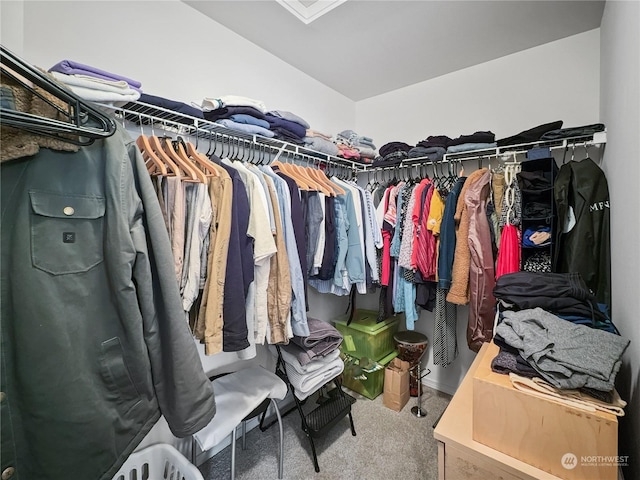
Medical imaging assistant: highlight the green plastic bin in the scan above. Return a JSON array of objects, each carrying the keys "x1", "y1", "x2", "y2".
[
  {"x1": 342, "y1": 351, "x2": 398, "y2": 399},
  {"x1": 333, "y1": 310, "x2": 400, "y2": 361}
]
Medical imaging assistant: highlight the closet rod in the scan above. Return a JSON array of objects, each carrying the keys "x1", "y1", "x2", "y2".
[{"x1": 97, "y1": 101, "x2": 367, "y2": 171}]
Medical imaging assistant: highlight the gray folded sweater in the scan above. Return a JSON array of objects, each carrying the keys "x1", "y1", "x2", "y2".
[{"x1": 496, "y1": 308, "x2": 629, "y2": 392}]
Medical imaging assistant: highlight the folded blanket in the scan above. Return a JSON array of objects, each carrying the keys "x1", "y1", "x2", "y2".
[
  {"x1": 268, "y1": 110, "x2": 310, "y2": 129},
  {"x1": 510, "y1": 373, "x2": 626, "y2": 416},
  {"x1": 49, "y1": 59, "x2": 142, "y2": 89},
  {"x1": 278, "y1": 345, "x2": 341, "y2": 375},
  {"x1": 303, "y1": 136, "x2": 340, "y2": 156},
  {"x1": 291, "y1": 317, "x2": 343, "y2": 365},
  {"x1": 229, "y1": 113, "x2": 270, "y2": 129},
  {"x1": 216, "y1": 119, "x2": 275, "y2": 138},
  {"x1": 285, "y1": 356, "x2": 345, "y2": 400}
]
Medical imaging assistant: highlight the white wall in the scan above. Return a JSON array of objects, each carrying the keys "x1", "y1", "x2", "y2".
[
  {"x1": 16, "y1": 0, "x2": 354, "y2": 136},
  {"x1": 355, "y1": 29, "x2": 600, "y2": 147},
  {"x1": 600, "y1": 1, "x2": 640, "y2": 478},
  {"x1": 354, "y1": 29, "x2": 602, "y2": 395},
  {"x1": 1, "y1": 1, "x2": 24, "y2": 56}
]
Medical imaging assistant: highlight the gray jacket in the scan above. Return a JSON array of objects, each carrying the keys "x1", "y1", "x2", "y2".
[{"x1": 1, "y1": 126, "x2": 216, "y2": 480}]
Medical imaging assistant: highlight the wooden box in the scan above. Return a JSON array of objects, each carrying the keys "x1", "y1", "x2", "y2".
[{"x1": 472, "y1": 342, "x2": 618, "y2": 480}]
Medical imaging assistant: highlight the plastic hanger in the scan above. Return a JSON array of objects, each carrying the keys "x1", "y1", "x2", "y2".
[{"x1": 0, "y1": 45, "x2": 117, "y2": 145}]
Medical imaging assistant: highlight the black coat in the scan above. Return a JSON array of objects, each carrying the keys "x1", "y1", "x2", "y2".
[{"x1": 553, "y1": 158, "x2": 611, "y2": 308}]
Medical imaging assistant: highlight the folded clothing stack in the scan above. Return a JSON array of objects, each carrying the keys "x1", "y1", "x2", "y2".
[
  {"x1": 303, "y1": 129, "x2": 339, "y2": 156},
  {"x1": 336, "y1": 129, "x2": 378, "y2": 160},
  {"x1": 446, "y1": 130, "x2": 496, "y2": 153},
  {"x1": 48, "y1": 59, "x2": 141, "y2": 105},
  {"x1": 200, "y1": 96, "x2": 275, "y2": 137},
  {"x1": 408, "y1": 135, "x2": 452, "y2": 161},
  {"x1": 372, "y1": 141, "x2": 412, "y2": 167},
  {"x1": 274, "y1": 317, "x2": 345, "y2": 400},
  {"x1": 265, "y1": 112, "x2": 307, "y2": 144},
  {"x1": 497, "y1": 120, "x2": 564, "y2": 147}
]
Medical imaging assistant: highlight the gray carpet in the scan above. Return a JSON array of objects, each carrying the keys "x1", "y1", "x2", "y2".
[{"x1": 198, "y1": 385, "x2": 451, "y2": 480}]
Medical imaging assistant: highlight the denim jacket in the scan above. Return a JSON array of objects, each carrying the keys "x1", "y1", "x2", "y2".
[{"x1": 0, "y1": 126, "x2": 215, "y2": 480}]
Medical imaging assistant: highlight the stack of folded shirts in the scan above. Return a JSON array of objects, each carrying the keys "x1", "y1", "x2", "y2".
[
  {"x1": 408, "y1": 135, "x2": 452, "y2": 161},
  {"x1": 265, "y1": 112, "x2": 307, "y2": 145},
  {"x1": 497, "y1": 120, "x2": 563, "y2": 147},
  {"x1": 138, "y1": 93, "x2": 204, "y2": 122},
  {"x1": 336, "y1": 129, "x2": 378, "y2": 160},
  {"x1": 303, "y1": 130, "x2": 339, "y2": 156},
  {"x1": 446, "y1": 130, "x2": 496, "y2": 153},
  {"x1": 48, "y1": 59, "x2": 141, "y2": 105},
  {"x1": 199, "y1": 96, "x2": 275, "y2": 136},
  {"x1": 372, "y1": 141, "x2": 412, "y2": 167}
]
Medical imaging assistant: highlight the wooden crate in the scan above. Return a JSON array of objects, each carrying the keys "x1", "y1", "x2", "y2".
[{"x1": 472, "y1": 342, "x2": 618, "y2": 480}]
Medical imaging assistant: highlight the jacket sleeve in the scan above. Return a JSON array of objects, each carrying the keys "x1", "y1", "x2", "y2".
[{"x1": 126, "y1": 140, "x2": 216, "y2": 437}]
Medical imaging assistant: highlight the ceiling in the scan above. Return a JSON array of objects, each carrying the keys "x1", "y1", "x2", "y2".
[{"x1": 184, "y1": 1, "x2": 605, "y2": 101}]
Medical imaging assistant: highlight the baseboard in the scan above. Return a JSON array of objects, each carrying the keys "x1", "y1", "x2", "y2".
[{"x1": 421, "y1": 377, "x2": 457, "y2": 397}]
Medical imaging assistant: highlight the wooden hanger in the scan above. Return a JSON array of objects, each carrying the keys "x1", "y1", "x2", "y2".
[
  {"x1": 272, "y1": 160, "x2": 312, "y2": 191},
  {"x1": 137, "y1": 135, "x2": 169, "y2": 176},
  {"x1": 148, "y1": 135, "x2": 189, "y2": 179},
  {"x1": 161, "y1": 137, "x2": 204, "y2": 183},
  {"x1": 306, "y1": 165, "x2": 338, "y2": 196},
  {"x1": 186, "y1": 141, "x2": 219, "y2": 177}
]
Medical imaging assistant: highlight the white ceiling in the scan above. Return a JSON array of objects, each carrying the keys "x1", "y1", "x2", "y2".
[{"x1": 184, "y1": 0, "x2": 605, "y2": 101}]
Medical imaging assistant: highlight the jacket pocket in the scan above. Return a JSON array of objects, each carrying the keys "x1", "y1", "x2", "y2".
[
  {"x1": 99, "y1": 337, "x2": 141, "y2": 413},
  {"x1": 29, "y1": 190, "x2": 105, "y2": 275}
]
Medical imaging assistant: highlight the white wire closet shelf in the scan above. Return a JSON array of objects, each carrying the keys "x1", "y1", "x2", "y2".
[
  {"x1": 98, "y1": 100, "x2": 367, "y2": 172},
  {"x1": 360, "y1": 130, "x2": 607, "y2": 172}
]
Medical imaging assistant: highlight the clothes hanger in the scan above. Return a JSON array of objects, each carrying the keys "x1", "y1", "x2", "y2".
[
  {"x1": 135, "y1": 114, "x2": 169, "y2": 176},
  {"x1": 0, "y1": 45, "x2": 116, "y2": 145},
  {"x1": 166, "y1": 136, "x2": 207, "y2": 182}
]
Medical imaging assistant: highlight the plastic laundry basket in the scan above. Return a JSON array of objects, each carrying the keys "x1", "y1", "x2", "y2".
[{"x1": 112, "y1": 444, "x2": 204, "y2": 480}]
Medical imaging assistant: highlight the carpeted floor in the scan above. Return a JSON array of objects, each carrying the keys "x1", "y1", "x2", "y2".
[{"x1": 198, "y1": 385, "x2": 451, "y2": 480}]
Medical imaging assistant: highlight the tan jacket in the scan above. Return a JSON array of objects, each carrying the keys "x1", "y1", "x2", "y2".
[{"x1": 446, "y1": 168, "x2": 488, "y2": 305}]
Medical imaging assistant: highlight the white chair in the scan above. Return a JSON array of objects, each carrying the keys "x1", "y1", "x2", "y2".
[{"x1": 192, "y1": 366, "x2": 288, "y2": 480}]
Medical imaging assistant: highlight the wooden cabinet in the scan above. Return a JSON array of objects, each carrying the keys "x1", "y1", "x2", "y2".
[{"x1": 434, "y1": 342, "x2": 619, "y2": 480}]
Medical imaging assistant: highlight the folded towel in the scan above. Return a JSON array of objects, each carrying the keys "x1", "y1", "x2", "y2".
[
  {"x1": 268, "y1": 110, "x2": 310, "y2": 129},
  {"x1": 49, "y1": 59, "x2": 142, "y2": 89},
  {"x1": 291, "y1": 317, "x2": 343, "y2": 365},
  {"x1": 285, "y1": 356, "x2": 345, "y2": 400},
  {"x1": 277, "y1": 345, "x2": 341, "y2": 375},
  {"x1": 216, "y1": 119, "x2": 275, "y2": 138}
]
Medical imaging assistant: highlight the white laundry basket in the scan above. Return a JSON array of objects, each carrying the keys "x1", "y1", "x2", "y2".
[{"x1": 112, "y1": 444, "x2": 204, "y2": 480}]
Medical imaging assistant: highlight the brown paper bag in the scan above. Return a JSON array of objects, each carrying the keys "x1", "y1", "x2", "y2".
[{"x1": 383, "y1": 358, "x2": 410, "y2": 411}]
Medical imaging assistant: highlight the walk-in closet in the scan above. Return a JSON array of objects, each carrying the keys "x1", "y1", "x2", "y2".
[{"x1": 1, "y1": 1, "x2": 638, "y2": 480}]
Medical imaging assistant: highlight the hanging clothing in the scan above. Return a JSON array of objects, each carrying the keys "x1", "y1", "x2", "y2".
[
  {"x1": 433, "y1": 288, "x2": 458, "y2": 367},
  {"x1": 0, "y1": 125, "x2": 215, "y2": 480},
  {"x1": 554, "y1": 158, "x2": 611, "y2": 308},
  {"x1": 496, "y1": 224, "x2": 520, "y2": 279}
]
